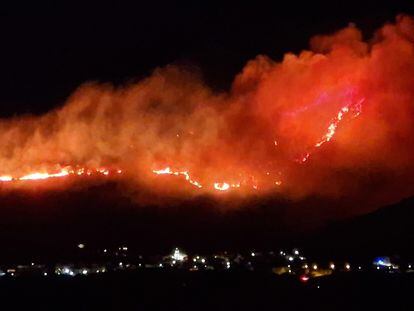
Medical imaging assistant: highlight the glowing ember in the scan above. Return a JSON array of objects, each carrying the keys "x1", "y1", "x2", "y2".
[
  {"x1": 213, "y1": 182, "x2": 230, "y2": 191},
  {"x1": 153, "y1": 167, "x2": 202, "y2": 188}
]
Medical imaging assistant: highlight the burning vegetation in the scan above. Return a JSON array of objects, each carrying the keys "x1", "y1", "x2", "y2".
[{"x1": 0, "y1": 15, "x2": 413, "y2": 207}]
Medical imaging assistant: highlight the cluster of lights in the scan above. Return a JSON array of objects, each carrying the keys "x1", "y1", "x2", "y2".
[
  {"x1": 54, "y1": 266, "x2": 106, "y2": 276},
  {"x1": 4, "y1": 246, "x2": 412, "y2": 279},
  {"x1": 171, "y1": 248, "x2": 187, "y2": 262},
  {"x1": 192, "y1": 256, "x2": 206, "y2": 264},
  {"x1": 280, "y1": 248, "x2": 305, "y2": 263}
]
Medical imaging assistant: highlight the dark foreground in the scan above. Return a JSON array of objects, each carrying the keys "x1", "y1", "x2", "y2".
[{"x1": 0, "y1": 271, "x2": 413, "y2": 310}]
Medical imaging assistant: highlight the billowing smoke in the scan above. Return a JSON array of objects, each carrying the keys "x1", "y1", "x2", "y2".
[{"x1": 0, "y1": 15, "x2": 414, "y2": 210}]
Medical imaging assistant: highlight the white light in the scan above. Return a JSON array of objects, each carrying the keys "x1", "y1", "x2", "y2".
[
  {"x1": 330, "y1": 264, "x2": 335, "y2": 269},
  {"x1": 69, "y1": 271, "x2": 74, "y2": 276},
  {"x1": 43, "y1": 272, "x2": 47, "y2": 276},
  {"x1": 288, "y1": 257, "x2": 294, "y2": 262},
  {"x1": 409, "y1": 265, "x2": 412, "y2": 269},
  {"x1": 313, "y1": 264, "x2": 318, "y2": 270},
  {"x1": 0, "y1": 175, "x2": 12, "y2": 182},
  {"x1": 251, "y1": 252, "x2": 255, "y2": 257},
  {"x1": 345, "y1": 264, "x2": 351, "y2": 270},
  {"x1": 172, "y1": 260, "x2": 176, "y2": 265},
  {"x1": 122, "y1": 247, "x2": 128, "y2": 251},
  {"x1": 10, "y1": 273, "x2": 14, "y2": 276},
  {"x1": 358, "y1": 266, "x2": 362, "y2": 270},
  {"x1": 377, "y1": 266, "x2": 380, "y2": 270},
  {"x1": 119, "y1": 262, "x2": 123, "y2": 267},
  {"x1": 294, "y1": 250, "x2": 299, "y2": 255},
  {"x1": 78, "y1": 243, "x2": 85, "y2": 249},
  {"x1": 31, "y1": 262, "x2": 35, "y2": 266},
  {"x1": 193, "y1": 258, "x2": 196, "y2": 262},
  {"x1": 82, "y1": 269, "x2": 88, "y2": 275},
  {"x1": 304, "y1": 264, "x2": 308, "y2": 269},
  {"x1": 172, "y1": 248, "x2": 186, "y2": 262},
  {"x1": 214, "y1": 182, "x2": 230, "y2": 191},
  {"x1": 201, "y1": 258, "x2": 206, "y2": 263},
  {"x1": 103, "y1": 249, "x2": 107, "y2": 253},
  {"x1": 159, "y1": 263, "x2": 163, "y2": 267}
]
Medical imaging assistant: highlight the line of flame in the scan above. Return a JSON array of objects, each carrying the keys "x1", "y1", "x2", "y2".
[
  {"x1": 298, "y1": 98, "x2": 364, "y2": 163},
  {"x1": 0, "y1": 166, "x2": 121, "y2": 183}
]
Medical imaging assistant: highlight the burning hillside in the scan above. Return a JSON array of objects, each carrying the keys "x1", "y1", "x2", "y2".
[{"x1": 0, "y1": 15, "x2": 413, "y2": 209}]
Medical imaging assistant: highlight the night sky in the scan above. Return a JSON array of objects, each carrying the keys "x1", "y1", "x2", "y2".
[{"x1": 0, "y1": 1, "x2": 413, "y2": 261}]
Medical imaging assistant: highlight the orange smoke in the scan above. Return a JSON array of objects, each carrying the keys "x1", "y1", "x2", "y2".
[{"x1": 0, "y1": 15, "x2": 414, "y2": 208}]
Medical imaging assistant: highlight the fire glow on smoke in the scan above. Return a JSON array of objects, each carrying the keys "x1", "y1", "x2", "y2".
[{"x1": 0, "y1": 15, "x2": 414, "y2": 201}]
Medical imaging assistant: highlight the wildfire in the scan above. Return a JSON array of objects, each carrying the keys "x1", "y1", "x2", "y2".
[
  {"x1": 298, "y1": 98, "x2": 364, "y2": 163},
  {"x1": 152, "y1": 167, "x2": 202, "y2": 189},
  {"x1": 213, "y1": 182, "x2": 230, "y2": 191},
  {"x1": 0, "y1": 95, "x2": 363, "y2": 193},
  {"x1": 0, "y1": 176, "x2": 13, "y2": 182},
  {"x1": 153, "y1": 167, "x2": 255, "y2": 192},
  {"x1": 315, "y1": 99, "x2": 363, "y2": 148},
  {"x1": 0, "y1": 164, "x2": 278, "y2": 193},
  {"x1": 0, "y1": 15, "x2": 411, "y2": 203},
  {"x1": 0, "y1": 166, "x2": 119, "y2": 183}
]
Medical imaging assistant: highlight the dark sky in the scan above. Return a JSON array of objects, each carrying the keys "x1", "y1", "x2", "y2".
[{"x1": 0, "y1": 1, "x2": 413, "y2": 259}]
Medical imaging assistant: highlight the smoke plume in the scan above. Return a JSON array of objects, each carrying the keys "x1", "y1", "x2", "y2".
[{"x1": 0, "y1": 15, "x2": 414, "y2": 211}]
